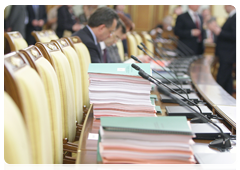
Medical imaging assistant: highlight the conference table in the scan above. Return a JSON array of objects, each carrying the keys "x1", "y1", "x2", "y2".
[{"x1": 75, "y1": 55, "x2": 236, "y2": 164}]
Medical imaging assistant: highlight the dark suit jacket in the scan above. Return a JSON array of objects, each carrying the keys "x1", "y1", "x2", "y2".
[
  {"x1": 174, "y1": 12, "x2": 204, "y2": 55},
  {"x1": 215, "y1": 13, "x2": 236, "y2": 63},
  {"x1": 26, "y1": 5, "x2": 47, "y2": 45},
  {"x1": 72, "y1": 26, "x2": 103, "y2": 63},
  {"x1": 56, "y1": 5, "x2": 77, "y2": 38}
]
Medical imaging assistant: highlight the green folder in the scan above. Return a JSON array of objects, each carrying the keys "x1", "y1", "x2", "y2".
[
  {"x1": 88, "y1": 63, "x2": 151, "y2": 75},
  {"x1": 100, "y1": 116, "x2": 193, "y2": 135}
]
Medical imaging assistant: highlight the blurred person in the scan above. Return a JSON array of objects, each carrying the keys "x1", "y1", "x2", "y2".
[
  {"x1": 45, "y1": 5, "x2": 61, "y2": 31},
  {"x1": 72, "y1": 7, "x2": 119, "y2": 63},
  {"x1": 4, "y1": 5, "x2": 27, "y2": 38},
  {"x1": 204, "y1": 17, "x2": 217, "y2": 43},
  {"x1": 78, "y1": 5, "x2": 98, "y2": 25},
  {"x1": 201, "y1": 8, "x2": 212, "y2": 28},
  {"x1": 174, "y1": 5, "x2": 204, "y2": 55},
  {"x1": 56, "y1": 5, "x2": 82, "y2": 38},
  {"x1": 150, "y1": 15, "x2": 173, "y2": 36},
  {"x1": 208, "y1": 5, "x2": 236, "y2": 95},
  {"x1": 26, "y1": 5, "x2": 47, "y2": 45}
]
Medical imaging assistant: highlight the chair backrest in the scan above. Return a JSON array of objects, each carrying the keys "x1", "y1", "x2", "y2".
[
  {"x1": 4, "y1": 31, "x2": 28, "y2": 52},
  {"x1": 4, "y1": 91, "x2": 33, "y2": 164},
  {"x1": 51, "y1": 38, "x2": 84, "y2": 125},
  {"x1": 65, "y1": 36, "x2": 91, "y2": 108},
  {"x1": 126, "y1": 32, "x2": 138, "y2": 58},
  {"x1": 4, "y1": 52, "x2": 53, "y2": 163},
  {"x1": 44, "y1": 30, "x2": 59, "y2": 40},
  {"x1": 116, "y1": 40, "x2": 125, "y2": 62},
  {"x1": 35, "y1": 41, "x2": 76, "y2": 142},
  {"x1": 31, "y1": 31, "x2": 52, "y2": 43},
  {"x1": 19, "y1": 45, "x2": 63, "y2": 164},
  {"x1": 141, "y1": 31, "x2": 154, "y2": 55},
  {"x1": 132, "y1": 31, "x2": 144, "y2": 55}
]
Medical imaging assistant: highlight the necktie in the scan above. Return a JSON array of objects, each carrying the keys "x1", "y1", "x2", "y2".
[
  {"x1": 103, "y1": 48, "x2": 107, "y2": 63},
  {"x1": 194, "y1": 13, "x2": 202, "y2": 42}
]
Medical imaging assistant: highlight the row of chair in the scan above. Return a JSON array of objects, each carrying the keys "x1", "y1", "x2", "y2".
[{"x1": 4, "y1": 34, "x2": 92, "y2": 164}]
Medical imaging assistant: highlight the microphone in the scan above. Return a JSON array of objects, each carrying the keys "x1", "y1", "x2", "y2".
[
  {"x1": 168, "y1": 35, "x2": 197, "y2": 57},
  {"x1": 131, "y1": 55, "x2": 190, "y2": 100},
  {"x1": 147, "y1": 39, "x2": 185, "y2": 58},
  {"x1": 137, "y1": 44, "x2": 183, "y2": 87},
  {"x1": 134, "y1": 64, "x2": 232, "y2": 150},
  {"x1": 132, "y1": 64, "x2": 203, "y2": 114},
  {"x1": 156, "y1": 84, "x2": 232, "y2": 151}
]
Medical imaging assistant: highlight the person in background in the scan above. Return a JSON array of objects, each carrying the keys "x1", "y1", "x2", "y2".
[
  {"x1": 208, "y1": 5, "x2": 236, "y2": 95},
  {"x1": 72, "y1": 7, "x2": 119, "y2": 63},
  {"x1": 4, "y1": 5, "x2": 27, "y2": 39},
  {"x1": 204, "y1": 17, "x2": 217, "y2": 43},
  {"x1": 174, "y1": 5, "x2": 204, "y2": 55},
  {"x1": 45, "y1": 5, "x2": 61, "y2": 31},
  {"x1": 56, "y1": 5, "x2": 82, "y2": 38},
  {"x1": 78, "y1": 5, "x2": 98, "y2": 25},
  {"x1": 113, "y1": 5, "x2": 135, "y2": 56},
  {"x1": 150, "y1": 15, "x2": 173, "y2": 37},
  {"x1": 25, "y1": 5, "x2": 47, "y2": 45}
]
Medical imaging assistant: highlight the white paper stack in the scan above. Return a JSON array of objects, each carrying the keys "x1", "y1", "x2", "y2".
[{"x1": 88, "y1": 63, "x2": 157, "y2": 118}]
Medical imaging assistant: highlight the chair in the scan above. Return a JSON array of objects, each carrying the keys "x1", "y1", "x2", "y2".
[
  {"x1": 116, "y1": 40, "x2": 125, "y2": 62},
  {"x1": 4, "y1": 31, "x2": 28, "y2": 52},
  {"x1": 4, "y1": 91, "x2": 33, "y2": 164},
  {"x1": 51, "y1": 38, "x2": 84, "y2": 125},
  {"x1": 44, "y1": 30, "x2": 59, "y2": 40},
  {"x1": 65, "y1": 36, "x2": 91, "y2": 108},
  {"x1": 35, "y1": 42, "x2": 77, "y2": 142},
  {"x1": 4, "y1": 51, "x2": 53, "y2": 164},
  {"x1": 140, "y1": 31, "x2": 154, "y2": 55},
  {"x1": 31, "y1": 31, "x2": 52, "y2": 43},
  {"x1": 132, "y1": 31, "x2": 144, "y2": 56},
  {"x1": 19, "y1": 45, "x2": 63, "y2": 164},
  {"x1": 126, "y1": 32, "x2": 138, "y2": 58}
]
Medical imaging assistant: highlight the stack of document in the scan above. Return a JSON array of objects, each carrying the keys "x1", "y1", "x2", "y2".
[
  {"x1": 98, "y1": 116, "x2": 196, "y2": 164},
  {"x1": 88, "y1": 63, "x2": 156, "y2": 118}
]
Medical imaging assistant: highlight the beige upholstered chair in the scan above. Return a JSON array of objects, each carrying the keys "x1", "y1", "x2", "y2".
[
  {"x1": 19, "y1": 45, "x2": 63, "y2": 164},
  {"x1": 31, "y1": 31, "x2": 52, "y2": 43},
  {"x1": 132, "y1": 31, "x2": 144, "y2": 56},
  {"x1": 4, "y1": 31, "x2": 28, "y2": 52},
  {"x1": 44, "y1": 30, "x2": 59, "y2": 40},
  {"x1": 141, "y1": 31, "x2": 154, "y2": 55},
  {"x1": 4, "y1": 52, "x2": 53, "y2": 164},
  {"x1": 65, "y1": 36, "x2": 91, "y2": 108},
  {"x1": 35, "y1": 42, "x2": 77, "y2": 143},
  {"x1": 51, "y1": 38, "x2": 84, "y2": 125},
  {"x1": 126, "y1": 32, "x2": 138, "y2": 58},
  {"x1": 116, "y1": 39, "x2": 125, "y2": 62},
  {"x1": 4, "y1": 91, "x2": 33, "y2": 164}
]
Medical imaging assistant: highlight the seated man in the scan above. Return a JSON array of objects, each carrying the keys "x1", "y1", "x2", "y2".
[{"x1": 72, "y1": 7, "x2": 119, "y2": 63}]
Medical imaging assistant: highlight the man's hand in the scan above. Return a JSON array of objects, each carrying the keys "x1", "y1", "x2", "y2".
[{"x1": 191, "y1": 29, "x2": 201, "y2": 37}]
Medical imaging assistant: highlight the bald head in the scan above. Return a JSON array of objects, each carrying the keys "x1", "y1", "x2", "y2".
[{"x1": 224, "y1": 5, "x2": 235, "y2": 14}]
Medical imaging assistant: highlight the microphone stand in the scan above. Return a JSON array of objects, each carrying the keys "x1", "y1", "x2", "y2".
[
  {"x1": 131, "y1": 56, "x2": 191, "y2": 100},
  {"x1": 135, "y1": 66, "x2": 232, "y2": 151},
  {"x1": 137, "y1": 44, "x2": 184, "y2": 88}
]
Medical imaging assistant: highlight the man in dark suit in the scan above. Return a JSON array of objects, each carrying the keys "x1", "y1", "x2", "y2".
[
  {"x1": 56, "y1": 5, "x2": 82, "y2": 38},
  {"x1": 208, "y1": 5, "x2": 236, "y2": 95},
  {"x1": 72, "y1": 7, "x2": 119, "y2": 63},
  {"x1": 26, "y1": 5, "x2": 47, "y2": 45},
  {"x1": 174, "y1": 5, "x2": 204, "y2": 55}
]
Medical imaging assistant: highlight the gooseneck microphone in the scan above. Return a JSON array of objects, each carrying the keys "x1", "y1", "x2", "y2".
[
  {"x1": 131, "y1": 55, "x2": 190, "y2": 100},
  {"x1": 132, "y1": 64, "x2": 232, "y2": 150},
  {"x1": 156, "y1": 84, "x2": 232, "y2": 151},
  {"x1": 137, "y1": 44, "x2": 183, "y2": 87},
  {"x1": 131, "y1": 63, "x2": 202, "y2": 114},
  {"x1": 147, "y1": 39, "x2": 186, "y2": 58},
  {"x1": 168, "y1": 35, "x2": 196, "y2": 57}
]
